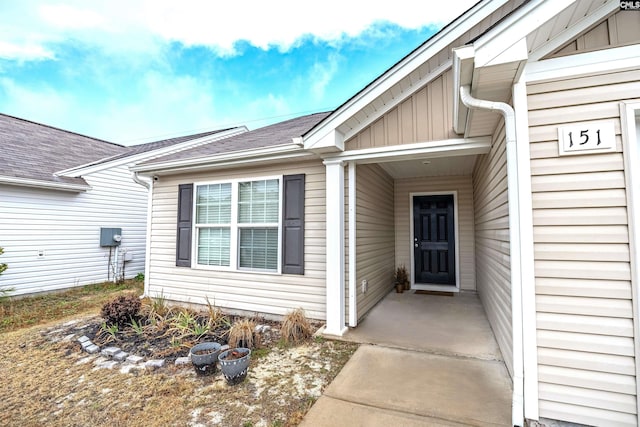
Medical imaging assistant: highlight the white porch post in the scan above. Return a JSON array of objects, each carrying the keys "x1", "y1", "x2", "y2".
[{"x1": 324, "y1": 159, "x2": 347, "y2": 336}]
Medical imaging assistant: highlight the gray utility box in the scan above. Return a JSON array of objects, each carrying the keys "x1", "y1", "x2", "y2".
[{"x1": 100, "y1": 227, "x2": 122, "y2": 247}]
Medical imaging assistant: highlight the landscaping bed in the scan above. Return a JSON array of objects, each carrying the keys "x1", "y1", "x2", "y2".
[{"x1": 0, "y1": 283, "x2": 358, "y2": 426}]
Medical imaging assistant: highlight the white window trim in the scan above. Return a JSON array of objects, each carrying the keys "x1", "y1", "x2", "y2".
[
  {"x1": 621, "y1": 101, "x2": 640, "y2": 418},
  {"x1": 192, "y1": 175, "x2": 283, "y2": 274},
  {"x1": 408, "y1": 191, "x2": 460, "y2": 292}
]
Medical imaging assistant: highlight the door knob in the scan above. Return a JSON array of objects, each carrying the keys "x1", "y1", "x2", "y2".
[{"x1": 414, "y1": 243, "x2": 418, "y2": 248}]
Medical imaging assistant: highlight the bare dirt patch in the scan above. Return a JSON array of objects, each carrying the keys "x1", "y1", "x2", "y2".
[{"x1": 0, "y1": 315, "x2": 357, "y2": 427}]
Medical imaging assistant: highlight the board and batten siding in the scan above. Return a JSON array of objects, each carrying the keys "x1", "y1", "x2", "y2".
[
  {"x1": 527, "y1": 68, "x2": 640, "y2": 426},
  {"x1": 147, "y1": 160, "x2": 327, "y2": 320},
  {"x1": 0, "y1": 164, "x2": 148, "y2": 295},
  {"x1": 472, "y1": 122, "x2": 513, "y2": 377},
  {"x1": 394, "y1": 175, "x2": 476, "y2": 292},
  {"x1": 354, "y1": 164, "x2": 395, "y2": 321},
  {"x1": 345, "y1": 69, "x2": 458, "y2": 151},
  {"x1": 549, "y1": 9, "x2": 640, "y2": 59}
]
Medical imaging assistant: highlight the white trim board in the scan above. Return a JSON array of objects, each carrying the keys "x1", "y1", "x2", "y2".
[
  {"x1": 409, "y1": 191, "x2": 461, "y2": 292},
  {"x1": 323, "y1": 137, "x2": 491, "y2": 164},
  {"x1": 620, "y1": 101, "x2": 640, "y2": 419},
  {"x1": 526, "y1": 44, "x2": 640, "y2": 83}
]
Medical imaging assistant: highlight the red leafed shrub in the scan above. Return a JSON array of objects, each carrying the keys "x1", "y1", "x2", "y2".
[{"x1": 101, "y1": 294, "x2": 141, "y2": 327}]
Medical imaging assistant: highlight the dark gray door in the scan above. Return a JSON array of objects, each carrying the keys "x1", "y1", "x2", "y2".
[{"x1": 413, "y1": 195, "x2": 455, "y2": 285}]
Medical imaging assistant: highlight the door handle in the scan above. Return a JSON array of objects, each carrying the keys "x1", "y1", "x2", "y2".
[{"x1": 414, "y1": 243, "x2": 418, "y2": 248}]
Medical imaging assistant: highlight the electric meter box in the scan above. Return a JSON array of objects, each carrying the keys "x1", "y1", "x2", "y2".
[{"x1": 100, "y1": 227, "x2": 122, "y2": 247}]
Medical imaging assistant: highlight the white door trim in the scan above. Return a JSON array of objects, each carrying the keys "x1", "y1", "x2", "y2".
[{"x1": 409, "y1": 191, "x2": 460, "y2": 292}]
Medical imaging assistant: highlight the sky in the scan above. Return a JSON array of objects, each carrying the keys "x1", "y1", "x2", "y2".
[{"x1": 0, "y1": 1, "x2": 478, "y2": 146}]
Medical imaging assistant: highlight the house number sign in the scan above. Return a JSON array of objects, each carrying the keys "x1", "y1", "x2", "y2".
[{"x1": 557, "y1": 121, "x2": 616, "y2": 156}]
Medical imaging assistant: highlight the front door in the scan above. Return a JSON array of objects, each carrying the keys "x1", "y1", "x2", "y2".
[{"x1": 413, "y1": 194, "x2": 456, "y2": 285}]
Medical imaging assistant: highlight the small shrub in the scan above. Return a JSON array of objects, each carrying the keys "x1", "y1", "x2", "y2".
[
  {"x1": 99, "y1": 321, "x2": 119, "y2": 343},
  {"x1": 0, "y1": 246, "x2": 7, "y2": 276},
  {"x1": 205, "y1": 297, "x2": 229, "y2": 329},
  {"x1": 228, "y1": 318, "x2": 259, "y2": 349},
  {"x1": 394, "y1": 265, "x2": 409, "y2": 285},
  {"x1": 141, "y1": 292, "x2": 172, "y2": 327},
  {"x1": 101, "y1": 294, "x2": 141, "y2": 327},
  {"x1": 134, "y1": 272, "x2": 144, "y2": 282},
  {"x1": 281, "y1": 308, "x2": 313, "y2": 345}
]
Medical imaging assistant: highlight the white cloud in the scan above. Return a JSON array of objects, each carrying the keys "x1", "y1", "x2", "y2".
[
  {"x1": 0, "y1": 0, "x2": 478, "y2": 60},
  {"x1": 309, "y1": 53, "x2": 341, "y2": 101}
]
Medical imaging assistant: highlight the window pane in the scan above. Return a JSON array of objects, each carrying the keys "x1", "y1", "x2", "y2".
[
  {"x1": 238, "y1": 179, "x2": 279, "y2": 223},
  {"x1": 197, "y1": 227, "x2": 230, "y2": 266},
  {"x1": 239, "y1": 228, "x2": 278, "y2": 270},
  {"x1": 196, "y1": 183, "x2": 231, "y2": 224}
]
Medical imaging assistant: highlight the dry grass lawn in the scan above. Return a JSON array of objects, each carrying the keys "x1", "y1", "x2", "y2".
[{"x1": 0, "y1": 282, "x2": 358, "y2": 426}]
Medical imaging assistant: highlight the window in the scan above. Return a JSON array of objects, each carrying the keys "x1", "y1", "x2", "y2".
[
  {"x1": 194, "y1": 178, "x2": 280, "y2": 272},
  {"x1": 196, "y1": 183, "x2": 231, "y2": 266},
  {"x1": 176, "y1": 174, "x2": 304, "y2": 274}
]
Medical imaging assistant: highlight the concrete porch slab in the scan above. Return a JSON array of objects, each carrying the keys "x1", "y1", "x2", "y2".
[
  {"x1": 342, "y1": 291, "x2": 503, "y2": 361},
  {"x1": 302, "y1": 345, "x2": 512, "y2": 427}
]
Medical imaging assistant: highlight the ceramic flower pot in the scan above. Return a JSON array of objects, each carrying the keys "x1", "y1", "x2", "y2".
[
  {"x1": 190, "y1": 342, "x2": 221, "y2": 376},
  {"x1": 218, "y1": 347, "x2": 251, "y2": 385}
]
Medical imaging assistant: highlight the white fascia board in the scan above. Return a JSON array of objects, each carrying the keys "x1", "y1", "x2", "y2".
[
  {"x1": 453, "y1": 46, "x2": 476, "y2": 134},
  {"x1": 322, "y1": 137, "x2": 491, "y2": 164},
  {"x1": 131, "y1": 144, "x2": 314, "y2": 175},
  {"x1": 528, "y1": 0, "x2": 619, "y2": 62},
  {"x1": 0, "y1": 175, "x2": 91, "y2": 192},
  {"x1": 472, "y1": 0, "x2": 574, "y2": 67},
  {"x1": 302, "y1": 0, "x2": 510, "y2": 151},
  {"x1": 476, "y1": 37, "x2": 528, "y2": 69},
  {"x1": 526, "y1": 44, "x2": 640, "y2": 83},
  {"x1": 307, "y1": 128, "x2": 345, "y2": 153},
  {"x1": 56, "y1": 126, "x2": 248, "y2": 177}
]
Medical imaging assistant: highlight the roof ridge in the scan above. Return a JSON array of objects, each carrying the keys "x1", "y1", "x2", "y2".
[{"x1": 0, "y1": 112, "x2": 125, "y2": 149}]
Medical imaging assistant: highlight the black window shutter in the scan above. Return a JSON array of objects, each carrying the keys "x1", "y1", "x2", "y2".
[
  {"x1": 282, "y1": 174, "x2": 305, "y2": 274},
  {"x1": 176, "y1": 183, "x2": 193, "y2": 267}
]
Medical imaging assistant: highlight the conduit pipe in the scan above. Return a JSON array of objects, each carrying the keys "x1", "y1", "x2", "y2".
[{"x1": 459, "y1": 85, "x2": 524, "y2": 427}]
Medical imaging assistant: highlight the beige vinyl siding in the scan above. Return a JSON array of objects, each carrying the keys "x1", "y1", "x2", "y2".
[
  {"x1": 394, "y1": 175, "x2": 475, "y2": 291},
  {"x1": 0, "y1": 164, "x2": 148, "y2": 295},
  {"x1": 527, "y1": 68, "x2": 640, "y2": 426},
  {"x1": 345, "y1": 69, "x2": 458, "y2": 150},
  {"x1": 354, "y1": 164, "x2": 395, "y2": 320},
  {"x1": 147, "y1": 160, "x2": 327, "y2": 320},
  {"x1": 550, "y1": 10, "x2": 640, "y2": 58},
  {"x1": 472, "y1": 122, "x2": 513, "y2": 376}
]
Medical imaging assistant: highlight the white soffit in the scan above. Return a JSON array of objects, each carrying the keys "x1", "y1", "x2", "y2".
[
  {"x1": 379, "y1": 155, "x2": 478, "y2": 179},
  {"x1": 527, "y1": 0, "x2": 619, "y2": 61}
]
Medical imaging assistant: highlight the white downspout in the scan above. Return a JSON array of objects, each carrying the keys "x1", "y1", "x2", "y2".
[
  {"x1": 133, "y1": 172, "x2": 152, "y2": 297},
  {"x1": 460, "y1": 85, "x2": 524, "y2": 427}
]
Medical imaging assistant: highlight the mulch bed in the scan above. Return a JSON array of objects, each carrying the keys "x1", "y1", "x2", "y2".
[{"x1": 81, "y1": 314, "x2": 286, "y2": 362}]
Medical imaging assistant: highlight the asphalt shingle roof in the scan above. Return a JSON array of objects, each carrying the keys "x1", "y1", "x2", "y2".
[
  {"x1": 0, "y1": 113, "x2": 127, "y2": 186},
  {"x1": 95, "y1": 128, "x2": 236, "y2": 165},
  {"x1": 141, "y1": 111, "x2": 332, "y2": 167},
  {"x1": 0, "y1": 113, "x2": 238, "y2": 186}
]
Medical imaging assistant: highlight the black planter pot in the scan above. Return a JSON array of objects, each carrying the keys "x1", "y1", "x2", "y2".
[
  {"x1": 190, "y1": 342, "x2": 222, "y2": 376},
  {"x1": 218, "y1": 347, "x2": 251, "y2": 385}
]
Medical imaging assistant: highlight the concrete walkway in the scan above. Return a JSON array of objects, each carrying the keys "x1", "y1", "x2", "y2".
[{"x1": 302, "y1": 291, "x2": 512, "y2": 426}]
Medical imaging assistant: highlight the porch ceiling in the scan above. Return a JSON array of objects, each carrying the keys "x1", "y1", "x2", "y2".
[{"x1": 379, "y1": 154, "x2": 477, "y2": 179}]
